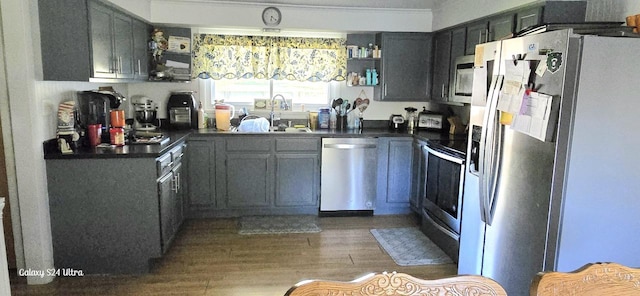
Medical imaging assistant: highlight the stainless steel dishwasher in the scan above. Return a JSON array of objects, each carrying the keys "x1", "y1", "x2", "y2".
[{"x1": 320, "y1": 138, "x2": 378, "y2": 212}]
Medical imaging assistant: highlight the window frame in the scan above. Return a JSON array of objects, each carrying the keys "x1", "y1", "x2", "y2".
[{"x1": 198, "y1": 78, "x2": 340, "y2": 113}]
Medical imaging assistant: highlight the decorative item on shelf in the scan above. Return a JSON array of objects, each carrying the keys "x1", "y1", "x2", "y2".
[
  {"x1": 346, "y1": 44, "x2": 381, "y2": 59},
  {"x1": 150, "y1": 29, "x2": 168, "y2": 61},
  {"x1": 347, "y1": 68, "x2": 378, "y2": 87}
]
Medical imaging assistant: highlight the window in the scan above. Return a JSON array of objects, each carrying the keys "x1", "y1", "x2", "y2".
[{"x1": 201, "y1": 78, "x2": 340, "y2": 111}]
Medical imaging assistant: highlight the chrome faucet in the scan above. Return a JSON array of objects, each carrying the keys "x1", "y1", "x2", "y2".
[{"x1": 270, "y1": 94, "x2": 289, "y2": 129}]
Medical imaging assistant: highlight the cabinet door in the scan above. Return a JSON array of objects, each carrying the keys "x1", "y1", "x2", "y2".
[
  {"x1": 465, "y1": 21, "x2": 488, "y2": 56},
  {"x1": 187, "y1": 140, "x2": 216, "y2": 207},
  {"x1": 275, "y1": 154, "x2": 318, "y2": 207},
  {"x1": 386, "y1": 140, "x2": 413, "y2": 203},
  {"x1": 378, "y1": 33, "x2": 432, "y2": 101},
  {"x1": 133, "y1": 19, "x2": 150, "y2": 80},
  {"x1": 89, "y1": 1, "x2": 115, "y2": 78},
  {"x1": 158, "y1": 171, "x2": 175, "y2": 252},
  {"x1": 488, "y1": 14, "x2": 515, "y2": 41},
  {"x1": 113, "y1": 12, "x2": 134, "y2": 78},
  {"x1": 226, "y1": 154, "x2": 271, "y2": 207},
  {"x1": 516, "y1": 6, "x2": 542, "y2": 32},
  {"x1": 431, "y1": 31, "x2": 452, "y2": 102},
  {"x1": 410, "y1": 140, "x2": 428, "y2": 212}
]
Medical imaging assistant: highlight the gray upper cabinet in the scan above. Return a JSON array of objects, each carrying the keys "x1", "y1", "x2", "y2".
[
  {"x1": 38, "y1": 0, "x2": 149, "y2": 81},
  {"x1": 133, "y1": 19, "x2": 150, "y2": 80},
  {"x1": 516, "y1": 6, "x2": 543, "y2": 32},
  {"x1": 431, "y1": 31, "x2": 452, "y2": 102},
  {"x1": 488, "y1": 14, "x2": 515, "y2": 41},
  {"x1": 38, "y1": 0, "x2": 92, "y2": 81},
  {"x1": 375, "y1": 33, "x2": 433, "y2": 101},
  {"x1": 465, "y1": 21, "x2": 488, "y2": 56},
  {"x1": 465, "y1": 15, "x2": 513, "y2": 55},
  {"x1": 89, "y1": 1, "x2": 134, "y2": 79}
]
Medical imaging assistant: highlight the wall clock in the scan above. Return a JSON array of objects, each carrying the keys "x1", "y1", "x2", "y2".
[{"x1": 262, "y1": 6, "x2": 282, "y2": 26}]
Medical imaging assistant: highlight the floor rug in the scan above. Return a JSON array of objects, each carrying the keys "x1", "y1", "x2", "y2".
[
  {"x1": 238, "y1": 215, "x2": 321, "y2": 235},
  {"x1": 370, "y1": 227, "x2": 453, "y2": 266}
]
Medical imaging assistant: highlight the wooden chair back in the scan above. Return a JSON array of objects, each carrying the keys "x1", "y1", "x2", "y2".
[
  {"x1": 284, "y1": 271, "x2": 507, "y2": 296},
  {"x1": 530, "y1": 262, "x2": 640, "y2": 296}
]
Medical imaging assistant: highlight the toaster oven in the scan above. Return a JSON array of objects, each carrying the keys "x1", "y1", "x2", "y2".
[{"x1": 417, "y1": 112, "x2": 444, "y2": 130}]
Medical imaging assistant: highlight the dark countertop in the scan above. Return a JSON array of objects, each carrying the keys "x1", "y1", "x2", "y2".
[
  {"x1": 44, "y1": 127, "x2": 467, "y2": 159},
  {"x1": 44, "y1": 130, "x2": 191, "y2": 159}
]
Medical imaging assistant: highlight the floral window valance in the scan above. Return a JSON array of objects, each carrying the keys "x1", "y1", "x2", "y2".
[{"x1": 192, "y1": 34, "x2": 347, "y2": 82}]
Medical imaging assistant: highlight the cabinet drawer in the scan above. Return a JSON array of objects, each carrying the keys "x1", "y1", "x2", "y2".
[
  {"x1": 275, "y1": 138, "x2": 319, "y2": 152},
  {"x1": 171, "y1": 144, "x2": 185, "y2": 164},
  {"x1": 225, "y1": 137, "x2": 271, "y2": 152},
  {"x1": 157, "y1": 152, "x2": 173, "y2": 177}
]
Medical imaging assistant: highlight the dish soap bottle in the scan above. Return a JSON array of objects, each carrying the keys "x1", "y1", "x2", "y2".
[{"x1": 197, "y1": 101, "x2": 207, "y2": 129}]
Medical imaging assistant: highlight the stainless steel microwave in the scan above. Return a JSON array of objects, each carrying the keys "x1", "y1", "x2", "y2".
[{"x1": 451, "y1": 55, "x2": 475, "y2": 104}]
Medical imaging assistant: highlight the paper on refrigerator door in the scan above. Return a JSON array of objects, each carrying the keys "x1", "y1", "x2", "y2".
[
  {"x1": 497, "y1": 60, "x2": 530, "y2": 113},
  {"x1": 511, "y1": 91, "x2": 555, "y2": 142}
]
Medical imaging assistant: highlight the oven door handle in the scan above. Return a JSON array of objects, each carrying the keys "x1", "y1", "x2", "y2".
[
  {"x1": 424, "y1": 146, "x2": 464, "y2": 165},
  {"x1": 422, "y1": 209, "x2": 460, "y2": 241}
]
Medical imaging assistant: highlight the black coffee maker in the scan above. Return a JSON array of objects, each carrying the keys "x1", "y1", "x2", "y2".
[{"x1": 76, "y1": 90, "x2": 124, "y2": 144}]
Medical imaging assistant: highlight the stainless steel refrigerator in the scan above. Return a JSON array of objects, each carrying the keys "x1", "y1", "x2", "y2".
[{"x1": 458, "y1": 29, "x2": 640, "y2": 296}]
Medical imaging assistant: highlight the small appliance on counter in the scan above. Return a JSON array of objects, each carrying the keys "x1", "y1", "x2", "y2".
[
  {"x1": 404, "y1": 107, "x2": 418, "y2": 131},
  {"x1": 388, "y1": 114, "x2": 405, "y2": 130},
  {"x1": 167, "y1": 91, "x2": 197, "y2": 129},
  {"x1": 76, "y1": 89, "x2": 125, "y2": 145},
  {"x1": 417, "y1": 107, "x2": 445, "y2": 131},
  {"x1": 131, "y1": 96, "x2": 158, "y2": 131}
]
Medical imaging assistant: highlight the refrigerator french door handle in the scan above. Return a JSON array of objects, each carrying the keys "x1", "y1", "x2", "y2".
[{"x1": 479, "y1": 75, "x2": 504, "y2": 225}]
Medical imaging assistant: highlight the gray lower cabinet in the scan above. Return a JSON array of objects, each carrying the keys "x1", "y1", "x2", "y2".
[
  {"x1": 226, "y1": 153, "x2": 271, "y2": 207},
  {"x1": 376, "y1": 137, "x2": 413, "y2": 214},
  {"x1": 410, "y1": 139, "x2": 428, "y2": 213},
  {"x1": 158, "y1": 148, "x2": 184, "y2": 253},
  {"x1": 187, "y1": 136, "x2": 319, "y2": 217},
  {"x1": 186, "y1": 139, "x2": 216, "y2": 210},
  {"x1": 46, "y1": 141, "x2": 185, "y2": 274},
  {"x1": 274, "y1": 137, "x2": 320, "y2": 207}
]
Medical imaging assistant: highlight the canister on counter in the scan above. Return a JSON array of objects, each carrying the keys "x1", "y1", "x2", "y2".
[
  {"x1": 318, "y1": 107, "x2": 330, "y2": 129},
  {"x1": 109, "y1": 127, "x2": 125, "y2": 146}
]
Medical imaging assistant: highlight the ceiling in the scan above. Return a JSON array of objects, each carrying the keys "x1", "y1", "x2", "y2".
[{"x1": 155, "y1": 0, "x2": 439, "y2": 9}]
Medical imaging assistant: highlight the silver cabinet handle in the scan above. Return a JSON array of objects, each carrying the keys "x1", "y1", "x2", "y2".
[
  {"x1": 384, "y1": 83, "x2": 388, "y2": 96},
  {"x1": 441, "y1": 84, "x2": 445, "y2": 98},
  {"x1": 324, "y1": 143, "x2": 377, "y2": 149}
]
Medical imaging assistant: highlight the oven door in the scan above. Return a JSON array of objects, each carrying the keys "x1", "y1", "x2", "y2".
[{"x1": 423, "y1": 145, "x2": 465, "y2": 235}]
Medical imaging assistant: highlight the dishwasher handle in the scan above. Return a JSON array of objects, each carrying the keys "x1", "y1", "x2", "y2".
[{"x1": 323, "y1": 143, "x2": 377, "y2": 149}]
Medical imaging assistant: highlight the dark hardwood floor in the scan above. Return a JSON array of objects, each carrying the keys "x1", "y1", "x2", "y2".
[{"x1": 9, "y1": 215, "x2": 457, "y2": 295}]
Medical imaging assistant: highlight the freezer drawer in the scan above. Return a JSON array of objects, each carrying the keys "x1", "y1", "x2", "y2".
[{"x1": 320, "y1": 138, "x2": 378, "y2": 211}]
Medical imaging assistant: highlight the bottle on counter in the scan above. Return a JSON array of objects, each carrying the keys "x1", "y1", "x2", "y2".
[
  {"x1": 197, "y1": 101, "x2": 207, "y2": 129},
  {"x1": 330, "y1": 108, "x2": 337, "y2": 130}
]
